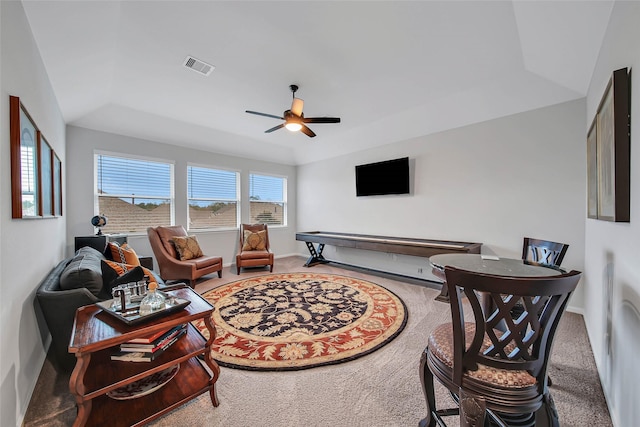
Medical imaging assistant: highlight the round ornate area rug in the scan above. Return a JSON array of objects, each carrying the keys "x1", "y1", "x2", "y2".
[{"x1": 193, "y1": 272, "x2": 408, "y2": 371}]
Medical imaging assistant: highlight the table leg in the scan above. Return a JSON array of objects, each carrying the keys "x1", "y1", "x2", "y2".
[
  {"x1": 435, "y1": 285, "x2": 450, "y2": 303},
  {"x1": 303, "y1": 242, "x2": 328, "y2": 267},
  {"x1": 431, "y1": 267, "x2": 450, "y2": 303},
  {"x1": 69, "y1": 353, "x2": 92, "y2": 427},
  {"x1": 203, "y1": 315, "x2": 221, "y2": 407}
]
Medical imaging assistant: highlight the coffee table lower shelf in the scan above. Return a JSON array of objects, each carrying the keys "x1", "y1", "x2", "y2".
[{"x1": 84, "y1": 357, "x2": 211, "y2": 427}]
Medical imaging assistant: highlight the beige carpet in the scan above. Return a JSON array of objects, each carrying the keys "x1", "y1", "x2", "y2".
[{"x1": 23, "y1": 256, "x2": 612, "y2": 427}]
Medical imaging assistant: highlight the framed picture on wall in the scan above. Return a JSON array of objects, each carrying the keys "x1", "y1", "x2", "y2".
[
  {"x1": 587, "y1": 119, "x2": 598, "y2": 219},
  {"x1": 39, "y1": 132, "x2": 54, "y2": 216},
  {"x1": 9, "y1": 95, "x2": 63, "y2": 219},
  {"x1": 10, "y1": 96, "x2": 40, "y2": 218},
  {"x1": 53, "y1": 153, "x2": 63, "y2": 216},
  {"x1": 587, "y1": 67, "x2": 630, "y2": 222}
]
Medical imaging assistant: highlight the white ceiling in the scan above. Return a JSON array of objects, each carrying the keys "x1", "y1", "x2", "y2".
[{"x1": 21, "y1": 0, "x2": 613, "y2": 165}]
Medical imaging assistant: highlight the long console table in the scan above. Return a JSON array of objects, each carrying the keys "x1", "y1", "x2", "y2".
[{"x1": 295, "y1": 231, "x2": 482, "y2": 268}]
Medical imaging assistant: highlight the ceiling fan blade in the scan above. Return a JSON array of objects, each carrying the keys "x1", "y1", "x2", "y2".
[
  {"x1": 300, "y1": 124, "x2": 316, "y2": 138},
  {"x1": 246, "y1": 110, "x2": 284, "y2": 120},
  {"x1": 302, "y1": 117, "x2": 341, "y2": 124},
  {"x1": 291, "y1": 98, "x2": 304, "y2": 116},
  {"x1": 265, "y1": 123, "x2": 285, "y2": 133}
]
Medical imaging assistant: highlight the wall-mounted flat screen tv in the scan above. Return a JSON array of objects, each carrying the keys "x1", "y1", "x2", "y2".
[{"x1": 355, "y1": 157, "x2": 410, "y2": 197}]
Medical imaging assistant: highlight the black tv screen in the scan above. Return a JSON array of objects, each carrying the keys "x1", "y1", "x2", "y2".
[{"x1": 355, "y1": 157, "x2": 410, "y2": 196}]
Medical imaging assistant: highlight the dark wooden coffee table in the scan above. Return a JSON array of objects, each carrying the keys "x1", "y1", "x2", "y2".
[{"x1": 68, "y1": 286, "x2": 220, "y2": 427}]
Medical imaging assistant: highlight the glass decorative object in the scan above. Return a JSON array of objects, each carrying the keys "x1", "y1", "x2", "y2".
[{"x1": 139, "y1": 282, "x2": 166, "y2": 316}]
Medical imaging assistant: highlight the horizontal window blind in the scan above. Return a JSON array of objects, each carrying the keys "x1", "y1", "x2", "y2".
[
  {"x1": 98, "y1": 155, "x2": 171, "y2": 197},
  {"x1": 250, "y1": 174, "x2": 284, "y2": 202},
  {"x1": 188, "y1": 166, "x2": 237, "y2": 200},
  {"x1": 96, "y1": 154, "x2": 173, "y2": 233},
  {"x1": 249, "y1": 173, "x2": 286, "y2": 226},
  {"x1": 188, "y1": 166, "x2": 239, "y2": 230}
]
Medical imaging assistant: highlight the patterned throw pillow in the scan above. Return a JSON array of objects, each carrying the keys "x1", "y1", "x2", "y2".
[
  {"x1": 172, "y1": 235, "x2": 204, "y2": 260},
  {"x1": 108, "y1": 242, "x2": 140, "y2": 266},
  {"x1": 242, "y1": 230, "x2": 267, "y2": 251},
  {"x1": 101, "y1": 260, "x2": 157, "y2": 286}
]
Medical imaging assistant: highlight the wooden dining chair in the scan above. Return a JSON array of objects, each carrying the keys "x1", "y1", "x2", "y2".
[
  {"x1": 522, "y1": 237, "x2": 569, "y2": 268},
  {"x1": 520, "y1": 237, "x2": 570, "y2": 389},
  {"x1": 517, "y1": 237, "x2": 570, "y2": 326},
  {"x1": 419, "y1": 266, "x2": 582, "y2": 427}
]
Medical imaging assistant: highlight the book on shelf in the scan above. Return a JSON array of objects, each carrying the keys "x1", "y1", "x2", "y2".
[
  {"x1": 120, "y1": 324, "x2": 187, "y2": 352},
  {"x1": 126, "y1": 324, "x2": 176, "y2": 344},
  {"x1": 111, "y1": 328, "x2": 187, "y2": 362},
  {"x1": 111, "y1": 351, "x2": 159, "y2": 363}
]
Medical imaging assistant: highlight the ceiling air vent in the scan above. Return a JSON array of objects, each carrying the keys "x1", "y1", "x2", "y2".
[{"x1": 183, "y1": 56, "x2": 215, "y2": 76}]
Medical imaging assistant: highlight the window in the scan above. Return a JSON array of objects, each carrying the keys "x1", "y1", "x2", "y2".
[
  {"x1": 249, "y1": 173, "x2": 286, "y2": 226},
  {"x1": 187, "y1": 165, "x2": 239, "y2": 230},
  {"x1": 96, "y1": 154, "x2": 173, "y2": 233}
]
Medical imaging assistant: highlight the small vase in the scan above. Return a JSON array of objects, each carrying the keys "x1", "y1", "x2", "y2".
[{"x1": 139, "y1": 282, "x2": 166, "y2": 315}]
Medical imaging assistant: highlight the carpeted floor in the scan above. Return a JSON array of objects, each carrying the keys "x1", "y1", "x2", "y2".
[{"x1": 23, "y1": 256, "x2": 612, "y2": 427}]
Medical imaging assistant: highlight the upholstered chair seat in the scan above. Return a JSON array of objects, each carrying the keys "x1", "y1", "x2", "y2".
[{"x1": 427, "y1": 323, "x2": 540, "y2": 413}]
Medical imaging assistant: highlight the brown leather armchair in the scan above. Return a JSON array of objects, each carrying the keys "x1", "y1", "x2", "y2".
[
  {"x1": 236, "y1": 223, "x2": 274, "y2": 274},
  {"x1": 147, "y1": 225, "x2": 223, "y2": 288}
]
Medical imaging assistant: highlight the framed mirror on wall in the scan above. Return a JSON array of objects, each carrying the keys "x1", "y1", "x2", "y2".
[{"x1": 9, "y1": 95, "x2": 63, "y2": 219}]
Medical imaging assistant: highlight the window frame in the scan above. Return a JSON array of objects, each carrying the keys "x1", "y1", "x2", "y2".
[
  {"x1": 249, "y1": 172, "x2": 287, "y2": 227},
  {"x1": 186, "y1": 163, "x2": 241, "y2": 231},
  {"x1": 94, "y1": 151, "x2": 175, "y2": 235}
]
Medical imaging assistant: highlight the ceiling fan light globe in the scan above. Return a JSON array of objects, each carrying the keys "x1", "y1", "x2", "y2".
[{"x1": 285, "y1": 122, "x2": 303, "y2": 132}]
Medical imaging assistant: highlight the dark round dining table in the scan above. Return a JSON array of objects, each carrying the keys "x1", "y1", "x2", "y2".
[{"x1": 429, "y1": 253, "x2": 563, "y2": 303}]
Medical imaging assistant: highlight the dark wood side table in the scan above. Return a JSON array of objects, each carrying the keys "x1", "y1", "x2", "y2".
[
  {"x1": 139, "y1": 256, "x2": 153, "y2": 270},
  {"x1": 68, "y1": 286, "x2": 220, "y2": 427},
  {"x1": 74, "y1": 234, "x2": 128, "y2": 253}
]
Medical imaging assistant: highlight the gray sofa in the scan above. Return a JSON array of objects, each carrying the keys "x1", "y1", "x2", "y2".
[{"x1": 36, "y1": 246, "x2": 164, "y2": 372}]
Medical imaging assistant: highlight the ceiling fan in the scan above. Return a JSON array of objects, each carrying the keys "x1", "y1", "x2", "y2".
[{"x1": 246, "y1": 85, "x2": 341, "y2": 138}]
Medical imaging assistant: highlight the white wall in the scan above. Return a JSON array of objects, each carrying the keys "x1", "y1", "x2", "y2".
[
  {"x1": 66, "y1": 126, "x2": 299, "y2": 267},
  {"x1": 297, "y1": 99, "x2": 587, "y2": 312},
  {"x1": 0, "y1": 1, "x2": 66, "y2": 425},
  {"x1": 584, "y1": 2, "x2": 640, "y2": 426}
]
